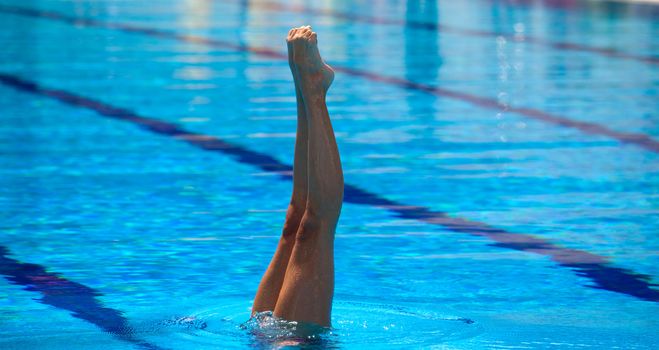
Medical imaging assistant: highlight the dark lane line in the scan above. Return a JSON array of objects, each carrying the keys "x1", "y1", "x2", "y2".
[
  {"x1": 250, "y1": 0, "x2": 659, "y2": 65},
  {"x1": 1, "y1": 5, "x2": 657, "y2": 154},
  {"x1": 494, "y1": 0, "x2": 659, "y2": 18},
  {"x1": 1, "y1": 73, "x2": 656, "y2": 302},
  {"x1": 0, "y1": 247, "x2": 166, "y2": 350}
]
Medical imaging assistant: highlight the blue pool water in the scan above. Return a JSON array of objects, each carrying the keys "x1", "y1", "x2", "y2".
[{"x1": 1, "y1": 0, "x2": 658, "y2": 348}]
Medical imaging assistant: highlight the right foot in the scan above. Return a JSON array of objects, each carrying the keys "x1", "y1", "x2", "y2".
[{"x1": 286, "y1": 26, "x2": 334, "y2": 93}]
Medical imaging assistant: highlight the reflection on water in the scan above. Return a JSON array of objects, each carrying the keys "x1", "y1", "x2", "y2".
[{"x1": 179, "y1": 0, "x2": 212, "y2": 30}]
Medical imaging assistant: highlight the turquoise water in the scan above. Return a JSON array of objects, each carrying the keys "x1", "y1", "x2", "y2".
[{"x1": 1, "y1": 0, "x2": 658, "y2": 348}]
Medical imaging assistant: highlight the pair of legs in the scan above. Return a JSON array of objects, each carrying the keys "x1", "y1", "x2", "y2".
[{"x1": 251, "y1": 26, "x2": 343, "y2": 327}]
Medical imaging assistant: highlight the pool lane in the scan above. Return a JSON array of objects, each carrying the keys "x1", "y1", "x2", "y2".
[
  {"x1": 243, "y1": 0, "x2": 659, "y2": 65},
  {"x1": 0, "y1": 4, "x2": 657, "y2": 154},
  {"x1": 1, "y1": 72, "x2": 656, "y2": 303},
  {"x1": 0, "y1": 246, "x2": 167, "y2": 350},
  {"x1": 496, "y1": 0, "x2": 659, "y2": 17}
]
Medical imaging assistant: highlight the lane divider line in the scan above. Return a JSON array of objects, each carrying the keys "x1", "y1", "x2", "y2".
[
  {"x1": 1, "y1": 72, "x2": 656, "y2": 302},
  {"x1": 249, "y1": 0, "x2": 659, "y2": 65},
  {"x1": 1, "y1": 5, "x2": 657, "y2": 154},
  {"x1": 0, "y1": 246, "x2": 166, "y2": 350}
]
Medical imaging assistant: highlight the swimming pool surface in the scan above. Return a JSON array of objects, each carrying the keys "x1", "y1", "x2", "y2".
[{"x1": 1, "y1": 0, "x2": 658, "y2": 348}]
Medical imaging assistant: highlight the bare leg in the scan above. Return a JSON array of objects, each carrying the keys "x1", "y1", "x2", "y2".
[
  {"x1": 274, "y1": 26, "x2": 343, "y2": 327},
  {"x1": 251, "y1": 27, "x2": 311, "y2": 314}
]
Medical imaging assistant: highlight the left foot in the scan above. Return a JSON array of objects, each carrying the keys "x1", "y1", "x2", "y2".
[
  {"x1": 286, "y1": 26, "x2": 334, "y2": 93},
  {"x1": 286, "y1": 27, "x2": 303, "y2": 81}
]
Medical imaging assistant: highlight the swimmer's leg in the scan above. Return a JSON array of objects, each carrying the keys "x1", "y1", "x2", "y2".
[
  {"x1": 252, "y1": 27, "x2": 310, "y2": 314},
  {"x1": 274, "y1": 26, "x2": 343, "y2": 327}
]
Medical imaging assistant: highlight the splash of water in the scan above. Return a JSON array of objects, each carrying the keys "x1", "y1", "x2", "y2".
[{"x1": 240, "y1": 311, "x2": 336, "y2": 348}]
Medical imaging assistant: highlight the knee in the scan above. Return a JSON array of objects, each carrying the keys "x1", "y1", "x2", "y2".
[
  {"x1": 282, "y1": 203, "x2": 305, "y2": 237},
  {"x1": 282, "y1": 222, "x2": 298, "y2": 238},
  {"x1": 295, "y1": 213, "x2": 319, "y2": 243},
  {"x1": 294, "y1": 211, "x2": 324, "y2": 243}
]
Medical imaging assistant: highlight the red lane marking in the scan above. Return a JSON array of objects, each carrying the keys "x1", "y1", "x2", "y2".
[
  {"x1": 1, "y1": 4, "x2": 658, "y2": 154},
  {"x1": 253, "y1": 0, "x2": 659, "y2": 65}
]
